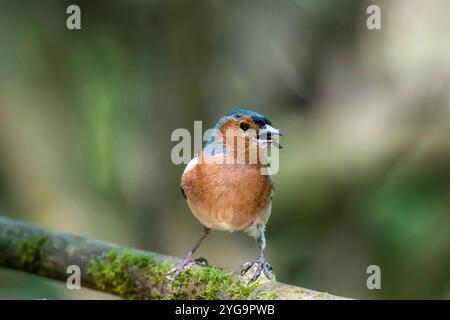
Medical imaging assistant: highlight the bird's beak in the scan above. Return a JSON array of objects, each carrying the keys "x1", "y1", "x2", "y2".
[{"x1": 258, "y1": 124, "x2": 283, "y2": 149}]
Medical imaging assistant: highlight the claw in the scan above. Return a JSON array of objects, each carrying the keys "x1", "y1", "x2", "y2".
[
  {"x1": 240, "y1": 255, "x2": 273, "y2": 284},
  {"x1": 240, "y1": 261, "x2": 253, "y2": 276},
  {"x1": 194, "y1": 257, "x2": 208, "y2": 266},
  {"x1": 167, "y1": 252, "x2": 209, "y2": 284},
  {"x1": 167, "y1": 252, "x2": 195, "y2": 284}
]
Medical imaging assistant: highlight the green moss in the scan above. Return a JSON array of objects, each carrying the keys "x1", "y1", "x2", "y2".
[
  {"x1": 257, "y1": 291, "x2": 279, "y2": 300},
  {"x1": 87, "y1": 249, "x2": 264, "y2": 300},
  {"x1": 87, "y1": 249, "x2": 161, "y2": 299},
  {"x1": 17, "y1": 235, "x2": 48, "y2": 272}
]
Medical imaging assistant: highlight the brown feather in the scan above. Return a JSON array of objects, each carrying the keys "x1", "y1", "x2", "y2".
[{"x1": 181, "y1": 151, "x2": 273, "y2": 232}]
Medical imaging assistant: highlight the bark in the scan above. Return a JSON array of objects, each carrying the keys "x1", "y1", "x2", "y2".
[{"x1": 0, "y1": 217, "x2": 348, "y2": 300}]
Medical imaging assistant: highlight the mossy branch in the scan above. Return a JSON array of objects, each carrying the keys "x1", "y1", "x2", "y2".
[{"x1": 0, "y1": 217, "x2": 347, "y2": 300}]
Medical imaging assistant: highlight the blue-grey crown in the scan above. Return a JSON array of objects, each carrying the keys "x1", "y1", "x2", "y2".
[
  {"x1": 214, "y1": 108, "x2": 272, "y2": 129},
  {"x1": 205, "y1": 109, "x2": 272, "y2": 151}
]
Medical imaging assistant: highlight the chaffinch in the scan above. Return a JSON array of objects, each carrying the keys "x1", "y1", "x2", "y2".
[{"x1": 168, "y1": 109, "x2": 282, "y2": 284}]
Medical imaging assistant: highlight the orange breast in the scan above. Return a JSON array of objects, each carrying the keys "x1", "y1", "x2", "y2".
[{"x1": 181, "y1": 152, "x2": 273, "y2": 232}]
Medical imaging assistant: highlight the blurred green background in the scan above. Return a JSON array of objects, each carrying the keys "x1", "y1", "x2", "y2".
[{"x1": 1, "y1": 0, "x2": 450, "y2": 299}]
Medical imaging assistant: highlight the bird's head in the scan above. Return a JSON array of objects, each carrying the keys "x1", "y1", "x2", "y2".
[{"x1": 208, "y1": 109, "x2": 282, "y2": 151}]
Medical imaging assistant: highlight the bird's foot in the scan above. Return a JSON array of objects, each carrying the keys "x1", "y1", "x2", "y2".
[
  {"x1": 240, "y1": 255, "x2": 274, "y2": 284},
  {"x1": 167, "y1": 252, "x2": 208, "y2": 284}
]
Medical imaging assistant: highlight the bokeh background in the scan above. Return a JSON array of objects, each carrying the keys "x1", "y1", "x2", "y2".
[{"x1": 1, "y1": 0, "x2": 450, "y2": 299}]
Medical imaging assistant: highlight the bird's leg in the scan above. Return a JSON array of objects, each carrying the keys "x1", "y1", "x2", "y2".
[
  {"x1": 241, "y1": 224, "x2": 273, "y2": 284},
  {"x1": 167, "y1": 226, "x2": 210, "y2": 284}
]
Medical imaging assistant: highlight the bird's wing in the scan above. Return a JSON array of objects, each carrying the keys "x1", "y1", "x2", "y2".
[{"x1": 180, "y1": 156, "x2": 199, "y2": 200}]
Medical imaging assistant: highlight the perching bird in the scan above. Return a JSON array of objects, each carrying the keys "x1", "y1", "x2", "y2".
[{"x1": 168, "y1": 109, "x2": 282, "y2": 284}]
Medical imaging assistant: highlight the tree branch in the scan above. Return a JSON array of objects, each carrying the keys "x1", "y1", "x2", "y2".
[{"x1": 0, "y1": 217, "x2": 348, "y2": 299}]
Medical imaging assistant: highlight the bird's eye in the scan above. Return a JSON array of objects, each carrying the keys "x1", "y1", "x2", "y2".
[{"x1": 239, "y1": 122, "x2": 249, "y2": 131}]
